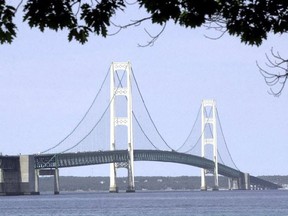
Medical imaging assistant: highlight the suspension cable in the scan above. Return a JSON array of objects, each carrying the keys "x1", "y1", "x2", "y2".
[
  {"x1": 132, "y1": 112, "x2": 160, "y2": 150},
  {"x1": 184, "y1": 107, "x2": 213, "y2": 154},
  {"x1": 114, "y1": 70, "x2": 160, "y2": 150},
  {"x1": 217, "y1": 150, "x2": 225, "y2": 165},
  {"x1": 60, "y1": 68, "x2": 127, "y2": 153},
  {"x1": 183, "y1": 136, "x2": 201, "y2": 154},
  {"x1": 216, "y1": 108, "x2": 240, "y2": 170},
  {"x1": 203, "y1": 107, "x2": 226, "y2": 165},
  {"x1": 131, "y1": 68, "x2": 174, "y2": 151},
  {"x1": 40, "y1": 68, "x2": 110, "y2": 154},
  {"x1": 176, "y1": 105, "x2": 201, "y2": 152}
]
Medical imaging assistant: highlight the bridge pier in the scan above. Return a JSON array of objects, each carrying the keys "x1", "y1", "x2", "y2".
[
  {"x1": 109, "y1": 163, "x2": 118, "y2": 193},
  {"x1": 228, "y1": 177, "x2": 240, "y2": 190},
  {"x1": 19, "y1": 155, "x2": 39, "y2": 195},
  {"x1": 38, "y1": 168, "x2": 60, "y2": 194},
  {"x1": 251, "y1": 184, "x2": 263, "y2": 190},
  {"x1": 242, "y1": 173, "x2": 251, "y2": 190},
  {"x1": 34, "y1": 169, "x2": 39, "y2": 194},
  {"x1": 0, "y1": 155, "x2": 63, "y2": 195},
  {"x1": 54, "y1": 168, "x2": 60, "y2": 195},
  {"x1": 0, "y1": 155, "x2": 39, "y2": 195},
  {"x1": 228, "y1": 178, "x2": 232, "y2": 190},
  {"x1": 109, "y1": 185, "x2": 119, "y2": 193},
  {"x1": 0, "y1": 168, "x2": 3, "y2": 194},
  {"x1": 236, "y1": 173, "x2": 251, "y2": 190},
  {"x1": 200, "y1": 169, "x2": 207, "y2": 191},
  {"x1": 228, "y1": 173, "x2": 251, "y2": 190},
  {"x1": 126, "y1": 161, "x2": 135, "y2": 192}
]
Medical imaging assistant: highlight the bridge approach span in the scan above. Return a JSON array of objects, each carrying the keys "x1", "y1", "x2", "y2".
[{"x1": 34, "y1": 150, "x2": 280, "y2": 189}]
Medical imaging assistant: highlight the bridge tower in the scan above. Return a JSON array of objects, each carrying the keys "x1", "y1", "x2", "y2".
[
  {"x1": 201, "y1": 99, "x2": 219, "y2": 191},
  {"x1": 109, "y1": 62, "x2": 135, "y2": 193}
]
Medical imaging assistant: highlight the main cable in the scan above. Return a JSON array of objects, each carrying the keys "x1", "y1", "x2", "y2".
[
  {"x1": 184, "y1": 107, "x2": 213, "y2": 154},
  {"x1": 132, "y1": 112, "x2": 160, "y2": 150},
  {"x1": 40, "y1": 68, "x2": 110, "y2": 154},
  {"x1": 60, "y1": 69, "x2": 126, "y2": 153},
  {"x1": 217, "y1": 149, "x2": 225, "y2": 165},
  {"x1": 114, "y1": 70, "x2": 160, "y2": 150},
  {"x1": 131, "y1": 68, "x2": 174, "y2": 151},
  {"x1": 216, "y1": 108, "x2": 240, "y2": 170},
  {"x1": 176, "y1": 105, "x2": 201, "y2": 152},
  {"x1": 203, "y1": 107, "x2": 227, "y2": 165}
]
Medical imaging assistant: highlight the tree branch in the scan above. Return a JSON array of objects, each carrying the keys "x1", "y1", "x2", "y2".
[
  {"x1": 203, "y1": 15, "x2": 228, "y2": 40},
  {"x1": 258, "y1": 48, "x2": 288, "y2": 97},
  {"x1": 16, "y1": 0, "x2": 24, "y2": 12},
  {"x1": 109, "y1": 16, "x2": 152, "y2": 31},
  {"x1": 137, "y1": 23, "x2": 166, "y2": 47}
]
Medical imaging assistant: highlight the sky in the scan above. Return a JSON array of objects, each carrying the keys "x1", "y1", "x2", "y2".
[{"x1": 0, "y1": 5, "x2": 288, "y2": 178}]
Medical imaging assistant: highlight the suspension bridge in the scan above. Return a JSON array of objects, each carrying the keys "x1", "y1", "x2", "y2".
[{"x1": 0, "y1": 62, "x2": 281, "y2": 195}]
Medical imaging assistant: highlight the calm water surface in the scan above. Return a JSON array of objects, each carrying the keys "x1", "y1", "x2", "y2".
[{"x1": 0, "y1": 190, "x2": 288, "y2": 216}]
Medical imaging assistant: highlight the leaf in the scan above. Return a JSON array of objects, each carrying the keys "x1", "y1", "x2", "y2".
[{"x1": 0, "y1": 2, "x2": 17, "y2": 44}]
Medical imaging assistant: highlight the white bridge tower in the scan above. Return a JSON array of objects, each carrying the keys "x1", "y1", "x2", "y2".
[
  {"x1": 201, "y1": 99, "x2": 219, "y2": 191},
  {"x1": 109, "y1": 62, "x2": 135, "y2": 193}
]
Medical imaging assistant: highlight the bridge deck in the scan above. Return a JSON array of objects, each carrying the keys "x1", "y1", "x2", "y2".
[{"x1": 33, "y1": 150, "x2": 281, "y2": 189}]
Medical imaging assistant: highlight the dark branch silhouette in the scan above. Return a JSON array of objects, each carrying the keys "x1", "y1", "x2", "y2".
[
  {"x1": 138, "y1": 23, "x2": 166, "y2": 47},
  {"x1": 108, "y1": 16, "x2": 152, "y2": 36},
  {"x1": 109, "y1": 16, "x2": 166, "y2": 47},
  {"x1": 257, "y1": 48, "x2": 288, "y2": 97},
  {"x1": 203, "y1": 15, "x2": 228, "y2": 40}
]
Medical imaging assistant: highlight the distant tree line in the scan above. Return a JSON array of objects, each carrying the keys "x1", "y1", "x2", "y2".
[{"x1": 39, "y1": 175, "x2": 288, "y2": 192}]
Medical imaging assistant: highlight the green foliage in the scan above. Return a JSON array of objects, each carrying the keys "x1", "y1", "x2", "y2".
[
  {"x1": 139, "y1": 0, "x2": 181, "y2": 24},
  {"x1": 23, "y1": 0, "x2": 77, "y2": 31},
  {"x1": 80, "y1": 0, "x2": 125, "y2": 37},
  {"x1": 0, "y1": 0, "x2": 288, "y2": 45},
  {"x1": 0, "y1": 0, "x2": 16, "y2": 44},
  {"x1": 178, "y1": 0, "x2": 219, "y2": 27}
]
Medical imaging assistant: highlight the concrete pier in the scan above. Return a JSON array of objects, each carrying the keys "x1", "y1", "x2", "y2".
[
  {"x1": 19, "y1": 155, "x2": 39, "y2": 195},
  {"x1": 39, "y1": 168, "x2": 60, "y2": 194},
  {"x1": 0, "y1": 155, "x2": 38, "y2": 195},
  {"x1": 0, "y1": 168, "x2": 3, "y2": 193},
  {"x1": 0, "y1": 155, "x2": 62, "y2": 195},
  {"x1": 243, "y1": 173, "x2": 251, "y2": 190},
  {"x1": 54, "y1": 168, "x2": 60, "y2": 195},
  {"x1": 228, "y1": 173, "x2": 251, "y2": 190}
]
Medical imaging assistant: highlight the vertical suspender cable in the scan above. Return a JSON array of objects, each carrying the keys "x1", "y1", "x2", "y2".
[
  {"x1": 114, "y1": 71, "x2": 160, "y2": 150},
  {"x1": 216, "y1": 108, "x2": 240, "y2": 170},
  {"x1": 184, "y1": 107, "x2": 212, "y2": 154},
  {"x1": 131, "y1": 69, "x2": 174, "y2": 151},
  {"x1": 60, "y1": 68, "x2": 127, "y2": 153},
  {"x1": 203, "y1": 108, "x2": 225, "y2": 165},
  {"x1": 41, "y1": 68, "x2": 110, "y2": 154},
  {"x1": 176, "y1": 105, "x2": 201, "y2": 152}
]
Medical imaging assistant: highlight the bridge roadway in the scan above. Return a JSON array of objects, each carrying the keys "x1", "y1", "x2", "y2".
[{"x1": 34, "y1": 149, "x2": 281, "y2": 189}]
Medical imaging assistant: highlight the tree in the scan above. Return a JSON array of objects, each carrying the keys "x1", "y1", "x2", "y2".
[{"x1": 1, "y1": 0, "x2": 288, "y2": 95}]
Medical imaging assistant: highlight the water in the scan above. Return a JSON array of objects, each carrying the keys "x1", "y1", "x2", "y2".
[{"x1": 1, "y1": 190, "x2": 288, "y2": 216}]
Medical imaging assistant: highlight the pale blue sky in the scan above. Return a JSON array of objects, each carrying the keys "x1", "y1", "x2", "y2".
[{"x1": 0, "y1": 11, "x2": 287, "y2": 177}]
